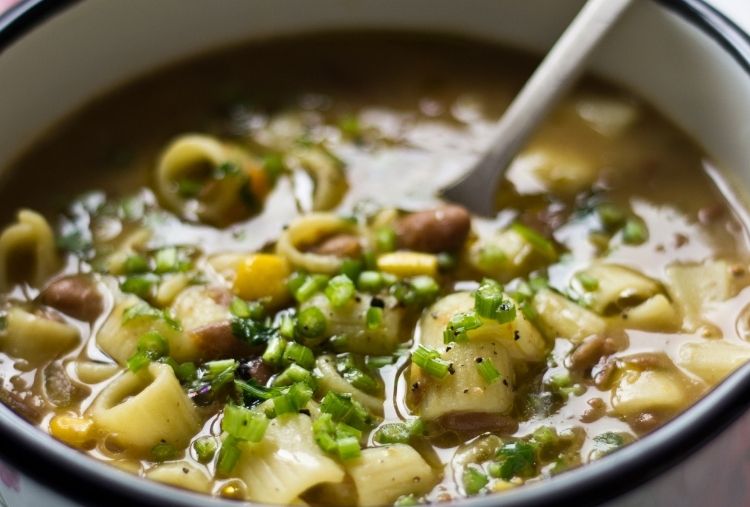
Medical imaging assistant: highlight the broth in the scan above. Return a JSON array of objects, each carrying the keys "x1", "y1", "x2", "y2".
[{"x1": 0, "y1": 32, "x2": 748, "y2": 505}]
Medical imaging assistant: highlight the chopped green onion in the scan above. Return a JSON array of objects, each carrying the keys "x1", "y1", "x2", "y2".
[
  {"x1": 576, "y1": 273, "x2": 599, "y2": 292},
  {"x1": 216, "y1": 436, "x2": 241, "y2": 476},
  {"x1": 193, "y1": 437, "x2": 217, "y2": 463},
  {"x1": 288, "y1": 382, "x2": 314, "y2": 408},
  {"x1": 287, "y1": 271, "x2": 307, "y2": 295},
  {"x1": 295, "y1": 307, "x2": 327, "y2": 339},
  {"x1": 234, "y1": 379, "x2": 281, "y2": 403},
  {"x1": 391, "y1": 281, "x2": 417, "y2": 305},
  {"x1": 340, "y1": 361, "x2": 378, "y2": 393},
  {"x1": 120, "y1": 273, "x2": 157, "y2": 298},
  {"x1": 222, "y1": 405, "x2": 269, "y2": 442},
  {"x1": 366, "y1": 306, "x2": 383, "y2": 330},
  {"x1": 262, "y1": 336, "x2": 287, "y2": 367},
  {"x1": 139, "y1": 330, "x2": 169, "y2": 358},
  {"x1": 320, "y1": 392, "x2": 369, "y2": 430},
  {"x1": 375, "y1": 227, "x2": 397, "y2": 252},
  {"x1": 411, "y1": 276, "x2": 440, "y2": 303},
  {"x1": 313, "y1": 414, "x2": 338, "y2": 453},
  {"x1": 154, "y1": 247, "x2": 179, "y2": 273},
  {"x1": 597, "y1": 203, "x2": 627, "y2": 231},
  {"x1": 443, "y1": 311, "x2": 482, "y2": 344},
  {"x1": 528, "y1": 275, "x2": 549, "y2": 292},
  {"x1": 367, "y1": 355, "x2": 395, "y2": 368},
  {"x1": 477, "y1": 243, "x2": 506, "y2": 270},
  {"x1": 357, "y1": 271, "x2": 384, "y2": 293},
  {"x1": 173, "y1": 361, "x2": 197, "y2": 383},
  {"x1": 151, "y1": 442, "x2": 177, "y2": 462},
  {"x1": 335, "y1": 422, "x2": 362, "y2": 440},
  {"x1": 272, "y1": 391, "x2": 294, "y2": 415},
  {"x1": 622, "y1": 217, "x2": 649, "y2": 245},
  {"x1": 293, "y1": 274, "x2": 330, "y2": 302},
  {"x1": 203, "y1": 359, "x2": 238, "y2": 390},
  {"x1": 373, "y1": 418, "x2": 424, "y2": 444},
  {"x1": 340, "y1": 258, "x2": 363, "y2": 281},
  {"x1": 511, "y1": 223, "x2": 557, "y2": 261},
  {"x1": 411, "y1": 345, "x2": 451, "y2": 379},
  {"x1": 273, "y1": 363, "x2": 313, "y2": 387},
  {"x1": 230, "y1": 297, "x2": 250, "y2": 318},
  {"x1": 475, "y1": 357, "x2": 502, "y2": 384},
  {"x1": 282, "y1": 342, "x2": 315, "y2": 370},
  {"x1": 279, "y1": 313, "x2": 296, "y2": 339},
  {"x1": 494, "y1": 298, "x2": 517, "y2": 324},
  {"x1": 337, "y1": 436, "x2": 361, "y2": 459},
  {"x1": 531, "y1": 426, "x2": 559, "y2": 450},
  {"x1": 124, "y1": 254, "x2": 149, "y2": 274},
  {"x1": 474, "y1": 279, "x2": 504, "y2": 319},
  {"x1": 436, "y1": 252, "x2": 457, "y2": 271},
  {"x1": 325, "y1": 275, "x2": 356, "y2": 307},
  {"x1": 126, "y1": 351, "x2": 151, "y2": 372},
  {"x1": 520, "y1": 301, "x2": 538, "y2": 321},
  {"x1": 463, "y1": 466, "x2": 489, "y2": 495}
]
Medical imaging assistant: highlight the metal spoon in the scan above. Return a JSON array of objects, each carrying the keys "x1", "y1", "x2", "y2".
[{"x1": 442, "y1": 0, "x2": 635, "y2": 216}]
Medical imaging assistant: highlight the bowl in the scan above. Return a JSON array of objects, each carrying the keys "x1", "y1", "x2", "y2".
[{"x1": 0, "y1": 1, "x2": 750, "y2": 506}]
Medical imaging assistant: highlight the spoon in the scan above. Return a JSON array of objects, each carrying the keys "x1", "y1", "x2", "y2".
[{"x1": 442, "y1": 0, "x2": 635, "y2": 216}]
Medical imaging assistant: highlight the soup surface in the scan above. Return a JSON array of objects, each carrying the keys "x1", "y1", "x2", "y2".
[{"x1": 1, "y1": 32, "x2": 750, "y2": 505}]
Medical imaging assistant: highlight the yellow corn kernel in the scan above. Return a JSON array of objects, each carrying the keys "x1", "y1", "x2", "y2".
[
  {"x1": 491, "y1": 479, "x2": 517, "y2": 493},
  {"x1": 377, "y1": 252, "x2": 438, "y2": 277},
  {"x1": 49, "y1": 414, "x2": 94, "y2": 448},
  {"x1": 233, "y1": 253, "x2": 291, "y2": 308}
]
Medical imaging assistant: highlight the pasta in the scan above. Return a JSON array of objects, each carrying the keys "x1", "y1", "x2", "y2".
[
  {"x1": 0, "y1": 307, "x2": 79, "y2": 363},
  {"x1": 276, "y1": 213, "x2": 361, "y2": 274},
  {"x1": 233, "y1": 414, "x2": 345, "y2": 504},
  {"x1": 145, "y1": 462, "x2": 211, "y2": 493},
  {"x1": 155, "y1": 134, "x2": 268, "y2": 226},
  {"x1": 346, "y1": 445, "x2": 437, "y2": 506},
  {"x1": 89, "y1": 363, "x2": 200, "y2": 452},
  {"x1": 0, "y1": 210, "x2": 60, "y2": 290},
  {"x1": 302, "y1": 293, "x2": 403, "y2": 355}
]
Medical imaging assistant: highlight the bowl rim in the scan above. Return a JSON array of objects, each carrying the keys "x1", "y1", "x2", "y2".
[{"x1": 0, "y1": 0, "x2": 749, "y2": 506}]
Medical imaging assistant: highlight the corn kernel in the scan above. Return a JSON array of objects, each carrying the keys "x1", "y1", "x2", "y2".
[
  {"x1": 377, "y1": 252, "x2": 438, "y2": 277},
  {"x1": 491, "y1": 479, "x2": 517, "y2": 493},
  {"x1": 233, "y1": 254, "x2": 291, "y2": 308},
  {"x1": 49, "y1": 414, "x2": 93, "y2": 448}
]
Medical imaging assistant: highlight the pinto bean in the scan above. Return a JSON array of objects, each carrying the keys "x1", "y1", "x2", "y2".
[
  {"x1": 395, "y1": 205, "x2": 471, "y2": 253},
  {"x1": 569, "y1": 332, "x2": 627, "y2": 374},
  {"x1": 310, "y1": 234, "x2": 362, "y2": 258},
  {"x1": 439, "y1": 412, "x2": 518, "y2": 434},
  {"x1": 188, "y1": 320, "x2": 261, "y2": 361},
  {"x1": 0, "y1": 387, "x2": 43, "y2": 424},
  {"x1": 580, "y1": 397, "x2": 607, "y2": 423},
  {"x1": 237, "y1": 357, "x2": 273, "y2": 385},
  {"x1": 620, "y1": 353, "x2": 672, "y2": 370},
  {"x1": 43, "y1": 361, "x2": 90, "y2": 408},
  {"x1": 39, "y1": 275, "x2": 104, "y2": 322}
]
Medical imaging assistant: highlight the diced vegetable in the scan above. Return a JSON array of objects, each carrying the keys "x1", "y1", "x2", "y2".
[
  {"x1": 233, "y1": 254, "x2": 291, "y2": 308},
  {"x1": 377, "y1": 252, "x2": 438, "y2": 278}
]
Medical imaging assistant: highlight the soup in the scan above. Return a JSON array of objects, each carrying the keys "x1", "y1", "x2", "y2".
[{"x1": 1, "y1": 32, "x2": 749, "y2": 505}]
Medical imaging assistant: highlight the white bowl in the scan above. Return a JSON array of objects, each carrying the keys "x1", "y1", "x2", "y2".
[{"x1": 0, "y1": 1, "x2": 749, "y2": 506}]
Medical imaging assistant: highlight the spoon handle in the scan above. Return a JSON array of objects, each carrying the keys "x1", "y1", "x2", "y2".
[{"x1": 443, "y1": 0, "x2": 635, "y2": 215}]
